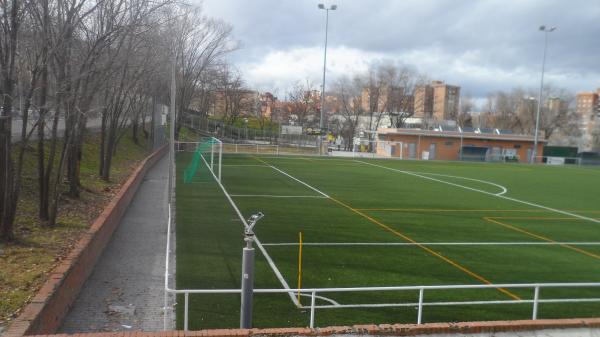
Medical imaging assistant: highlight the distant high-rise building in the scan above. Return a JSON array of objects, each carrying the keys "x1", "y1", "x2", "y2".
[
  {"x1": 575, "y1": 90, "x2": 600, "y2": 151},
  {"x1": 432, "y1": 81, "x2": 461, "y2": 120},
  {"x1": 414, "y1": 85, "x2": 434, "y2": 118},
  {"x1": 414, "y1": 81, "x2": 460, "y2": 120}
]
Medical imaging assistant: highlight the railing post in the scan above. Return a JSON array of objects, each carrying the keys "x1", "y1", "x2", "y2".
[
  {"x1": 236, "y1": 143, "x2": 238, "y2": 153},
  {"x1": 532, "y1": 286, "x2": 540, "y2": 320},
  {"x1": 184, "y1": 292, "x2": 189, "y2": 331},
  {"x1": 276, "y1": 145, "x2": 279, "y2": 156},
  {"x1": 417, "y1": 288, "x2": 424, "y2": 324},
  {"x1": 310, "y1": 291, "x2": 316, "y2": 328},
  {"x1": 256, "y1": 144, "x2": 259, "y2": 154}
]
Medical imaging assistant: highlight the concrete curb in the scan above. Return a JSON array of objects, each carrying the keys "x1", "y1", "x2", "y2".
[{"x1": 4, "y1": 145, "x2": 168, "y2": 337}]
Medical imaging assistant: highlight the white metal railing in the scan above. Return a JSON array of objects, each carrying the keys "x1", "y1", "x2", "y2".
[{"x1": 167, "y1": 283, "x2": 600, "y2": 330}]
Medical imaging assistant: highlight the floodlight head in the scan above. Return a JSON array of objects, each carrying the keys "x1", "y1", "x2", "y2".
[
  {"x1": 539, "y1": 25, "x2": 546, "y2": 31},
  {"x1": 549, "y1": 27, "x2": 557, "y2": 32},
  {"x1": 318, "y1": 4, "x2": 325, "y2": 9},
  {"x1": 331, "y1": 4, "x2": 337, "y2": 10}
]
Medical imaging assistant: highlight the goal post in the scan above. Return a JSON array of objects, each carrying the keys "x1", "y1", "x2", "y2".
[{"x1": 180, "y1": 137, "x2": 223, "y2": 183}]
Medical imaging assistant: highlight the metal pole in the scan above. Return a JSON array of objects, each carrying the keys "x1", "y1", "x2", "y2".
[
  {"x1": 218, "y1": 141, "x2": 223, "y2": 182},
  {"x1": 320, "y1": 9, "x2": 329, "y2": 132},
  {"x1": 417, "y1": 288, "x2": 424, "y2": 324},
  {"x1": 532, "y1": 27, "x2": 554, "y2": 163},
  {"x1": 169, "y1": 51, "x2": 176, "y2": 203},
  {"x1": 184, "y1": 292, "x2": 189, "y2": 331},
  {"x1": 532, "y1": 286, "x2": 540, "y2": 320},
  {"x1": 309, "y1": 290, "x2": 316, "y2": 328},
  {"x1": 240, "y1": 238, "x2": 255, "y2": 328}
]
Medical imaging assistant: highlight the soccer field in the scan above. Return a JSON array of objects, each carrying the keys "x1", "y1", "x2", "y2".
[{"x1": 175, "y1": 152, "x2": 600, "y2": 330}]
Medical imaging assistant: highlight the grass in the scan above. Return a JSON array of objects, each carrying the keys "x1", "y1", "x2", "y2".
[
  {"x1": 0, "y1": 129, "x2": 151, "y2": 328},
  {"x1": 175, "y1": 152, "x2": 600, "y2": 330}
]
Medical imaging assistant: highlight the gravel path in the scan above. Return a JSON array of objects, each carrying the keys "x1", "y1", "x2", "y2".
[{"x1": 60, "y1": 155, "x2": 174, "y2": 332}]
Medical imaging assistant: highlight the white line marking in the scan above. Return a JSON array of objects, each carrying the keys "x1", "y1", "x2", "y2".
[
  {"x1": 230, "y1": 194, "x2": 328, "y2": 198},
  {"x1": 256, "y1": 159, "x2": 331, "y2": 198},
  {"x1": 262, "y1": 242, "x2": 600, "y2": 247},
  {"x1": 356, "y1": 160, "x2": 600, "y2": 224},
  {"x1": 223, "y1": 164, "x2": 270, "y2": 167},
  {"x1": 408, "y1": 171, "x2": 508, "y2": 196},
  {"x1": 297, "y1": 293, "x2": 340, "y2": 306},
  {"x1": 200, "y1": 154, "x2": 300, "y2": 306}
]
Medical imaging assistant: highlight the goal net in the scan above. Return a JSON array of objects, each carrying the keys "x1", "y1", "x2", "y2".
[{"x1": 178, "y1": 138, "x2": 223, "y2": 183}]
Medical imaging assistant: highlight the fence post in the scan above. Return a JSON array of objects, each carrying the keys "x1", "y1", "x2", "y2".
[
  {"x1": 276, "y1": 145, "x2": 279, "y2": 156},
  {"x1": 236, "y1": 143, "x2": 238, "y2": 153},
  {"x1": 310, "y1": 291, "x2": 316, "y2": 328},
  {"x1": 532, "y1": 286, "x2": 540, "y2": 320},
  {"x1": 256, "y1": 144, "x2": 259, "y2": 154},
  {"x1": 417, "y1": 288, "x2": 424, "y2": 324},
  {"x1": 184, "y1": 292, "x2": 189, "y2": 331}
]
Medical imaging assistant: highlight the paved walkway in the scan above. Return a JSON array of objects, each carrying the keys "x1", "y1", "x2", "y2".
[{"x1": 60, "y1": 155, "x2": 174, "y2": 332}]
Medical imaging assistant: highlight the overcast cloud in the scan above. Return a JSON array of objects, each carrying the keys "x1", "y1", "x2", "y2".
[{"x1": 198, "y1": 0, "x2": 600, "y2": 103}]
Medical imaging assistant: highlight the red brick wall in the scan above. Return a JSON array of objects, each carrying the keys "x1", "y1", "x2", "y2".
[
  {"x1": 381, "y1": 134, "x2": 544, "y2": 163},
  {"x1": 20, "y1": 317, "x2": 600, "y2": 337},
  {"x1": 4, "y1": 145, "x2": 167, "y2": 337}
]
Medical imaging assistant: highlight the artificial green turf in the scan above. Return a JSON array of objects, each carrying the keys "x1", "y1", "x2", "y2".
[{"x1": 175, "y1": 153, "x2": 600, "y2": 329}]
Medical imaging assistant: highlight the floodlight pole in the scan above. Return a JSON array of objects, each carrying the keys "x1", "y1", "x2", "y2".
[
  {"x1": 318, "y1": 4, "x2": 337, "y2": 155},
  {"x1": 240, "y1": 212, "x2": 263, "y2": 328},
  {"x1": 531, "y1": 25, "x2": 556, "y2": 164}
]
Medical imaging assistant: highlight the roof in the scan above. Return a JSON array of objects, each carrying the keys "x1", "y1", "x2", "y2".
[{"x1": 377, "y1": 128, "x2": 547, "y2": 143}]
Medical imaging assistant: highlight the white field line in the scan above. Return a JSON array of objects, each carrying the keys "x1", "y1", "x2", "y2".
[
  {"x1": 230, "y1": 194, "x2": 328, "y2": 198},
  {"x1": 222, "y1": 164, "x2": 270, "y2": 167},
  {"x1": 409, "y1": 171, "x2": 508, "y2": 196},
  {"x1": 262, "y1": 241, "x2": 600, "y2": 247},
  {"x1": 298, "y1": 293, "x2": 340, "y2": 306},
  {"x1": 258, "y1": 160, "x2": 330, "y2": 198},
  {"x1": 356, "y1": 160, "x2": 600, "y2": 224},
  {"x1": 199, "y1": 154, "x2": 300, "y2": 306}
]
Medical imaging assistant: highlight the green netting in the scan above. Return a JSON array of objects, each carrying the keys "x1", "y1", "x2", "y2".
[{"x1": 183, "y1": 139, "x2": 219, "y2": 183}]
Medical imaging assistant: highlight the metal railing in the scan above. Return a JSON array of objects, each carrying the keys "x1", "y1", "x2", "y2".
[{"x1": 168, "y1": 283, "x2": 600, "y2": 330}]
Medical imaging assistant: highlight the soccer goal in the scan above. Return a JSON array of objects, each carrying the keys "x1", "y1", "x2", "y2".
[{"x1": 178, "y1": 137, "x2": 223, "y2": 183}]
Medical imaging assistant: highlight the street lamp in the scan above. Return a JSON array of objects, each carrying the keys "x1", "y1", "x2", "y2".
[
  {"x1": 318, "y1": 3, "x2": 337, "y2": 135},
  {"x1": 531, "y1": 25, "x2": 556, "y2": 163}
]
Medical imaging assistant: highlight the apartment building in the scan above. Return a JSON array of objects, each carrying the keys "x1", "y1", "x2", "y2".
[
  {"x1": 414, "y1": 81, "x2": 460, "y2": 120},
  {"x1": 576, "y1": 90, "x2": 600, "y2": 151}
]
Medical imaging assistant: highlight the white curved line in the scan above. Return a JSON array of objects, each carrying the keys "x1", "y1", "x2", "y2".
[
  {"x1": 407, "y1": 171, "x2": 508, "y2": 196},
  {"x1": 297, "y1": 293, "x2": 340, "y2": 306}
]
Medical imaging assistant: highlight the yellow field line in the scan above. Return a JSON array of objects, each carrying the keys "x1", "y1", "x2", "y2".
[
  {"x1": 328, "y1": 197, "x2": 522, "y2": 300},
  {"x1": 484, "y1": 217, "x2": 600, "y2": 261},
  {"x1": 250, "y1": 155, "x2": 521, "y2": 301},
  {"x1": 356, "y1": 208, "x2": 600, "y2": 214}
]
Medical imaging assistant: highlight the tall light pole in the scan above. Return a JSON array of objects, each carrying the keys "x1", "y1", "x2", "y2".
[
  {"x1": 531, "y1": 25, "x2": 556, "y2": 163},
  {"x1": 318, "y1": 3, "x2": 337, "y2": 134}
]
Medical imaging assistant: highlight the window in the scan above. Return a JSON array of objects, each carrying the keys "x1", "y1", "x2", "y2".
[
  {"x1": 514, "y1": 144, "x2": 522, "y2": 149},
  {"x1": 445, "y1": 141, "x2": 454, "y2": 146}
]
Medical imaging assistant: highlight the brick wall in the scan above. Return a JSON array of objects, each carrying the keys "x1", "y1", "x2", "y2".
[
  {"x1": 4, "y1": 145, "x2": 167, "y2": 337},
  {"x1": 21, "y1": 317, "x2": 600, "y2": 337}
]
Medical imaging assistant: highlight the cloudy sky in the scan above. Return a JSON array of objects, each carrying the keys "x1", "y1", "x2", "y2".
[{"x1": 199, "y1": 0, "x2": 599, "y2": 102}]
